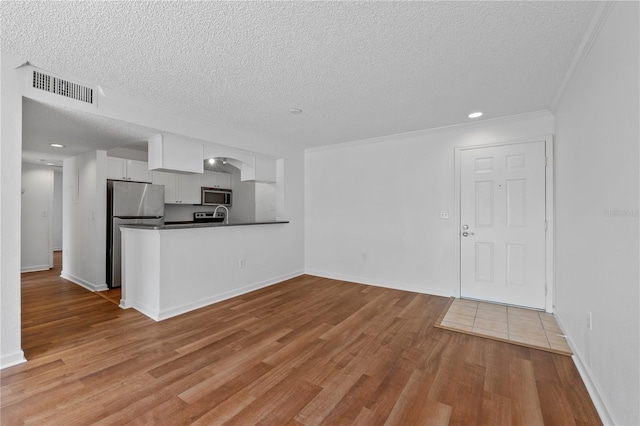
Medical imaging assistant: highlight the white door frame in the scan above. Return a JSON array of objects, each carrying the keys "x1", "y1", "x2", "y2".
[{"x1": 454, "y1": 135, "x2": 555, "y2": 313}]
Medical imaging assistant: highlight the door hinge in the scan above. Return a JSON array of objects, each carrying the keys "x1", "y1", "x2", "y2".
[
  {"x1": 545, "y1": 220, "x2": 548, "y2": 231},
  {"x1": 545, "y1": 285, "x2": 547, "y2": 296},
  {"x1": 545, "y1": 157, "x2": 549, "y2": 167}
]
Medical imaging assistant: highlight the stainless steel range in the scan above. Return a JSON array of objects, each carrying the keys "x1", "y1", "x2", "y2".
[{"x1": 194, "y1": 211, "x2": 226, "y2": 223}]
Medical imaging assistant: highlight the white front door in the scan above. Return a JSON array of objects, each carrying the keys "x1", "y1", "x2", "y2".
[{"x1": 460, "y1": 141, "x2": 547, "y2": 309}]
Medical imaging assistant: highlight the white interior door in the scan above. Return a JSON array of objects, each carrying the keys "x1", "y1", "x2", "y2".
[{"x1": 460, "y1": 141, "x2": 547, "y2": 309}]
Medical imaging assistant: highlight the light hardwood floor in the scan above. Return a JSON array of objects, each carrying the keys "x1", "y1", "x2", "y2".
[{"x1": 1, "y1": 252, "x2": 601, "y2": 425}]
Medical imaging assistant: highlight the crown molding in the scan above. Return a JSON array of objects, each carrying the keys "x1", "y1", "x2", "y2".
[
  {"x1": 305, "y1": 110, "x2": 554, "y2": 154},
  {"x1": 550, "y1": 1, "x2": 614, "y2": 111}
]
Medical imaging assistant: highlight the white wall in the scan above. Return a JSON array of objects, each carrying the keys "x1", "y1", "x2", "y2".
[
  {"x1": 52, "y1": 170, "x2": 63, "y2": 250},
  {"x1": 20, "y1": 163, "x2": 54, "y2": 272},
  {"x1": 1, "y1": 54, "x2": 27, "y2": 368},
  {"x1": 305, "y1": 112, "x2": 554, "y2": 297},
  {"x1": 62, "y1": 150, "x2": 108, "y2": 291},
  {"x1": 553, "y1": 3, "x2": 639, "y2": 425}
]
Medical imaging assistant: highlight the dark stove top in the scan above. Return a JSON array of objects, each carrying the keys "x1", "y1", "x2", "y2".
[{"x1": 194, "y1": 211, "x2": 225, "y2": 223}]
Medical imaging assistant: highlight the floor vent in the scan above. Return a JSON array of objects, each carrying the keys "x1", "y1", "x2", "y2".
[{"x1": 32, "y1": 70, "x2": 94, "y2": 104}]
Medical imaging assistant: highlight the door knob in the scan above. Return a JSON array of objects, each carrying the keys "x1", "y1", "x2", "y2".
[
  {"x1": 462, "y1": 225, "x2": 469, "y2": 230},
  {"x1": 462, "y1": 231, "x2": 475, "y2": 237}
]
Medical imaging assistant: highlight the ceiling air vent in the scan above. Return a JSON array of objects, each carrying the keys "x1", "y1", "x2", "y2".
[{"x1": 32, "y1": 70, "x2": 94, "y2": 104}]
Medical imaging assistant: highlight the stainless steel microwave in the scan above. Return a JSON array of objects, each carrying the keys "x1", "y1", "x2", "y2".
[{"x1": 201, "y1": 187, "x2": 232, "y2": 206}]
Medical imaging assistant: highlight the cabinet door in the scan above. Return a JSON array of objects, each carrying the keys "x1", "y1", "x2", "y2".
[
  {"x1": 126, "y1": 160, "x2": 151, "y2": 183},
  {"x1": 107, "y1": 157, "x2": 127, "y2": 180},
  {"x1": 178, "y1": 173, "x2": 203, "y2": 204},
  {"x1": 217, "y1": 172, "x2": 231, "y2": 189},
  {"x1": 148, "y1": 134, "x2": 203, "y2": 174},
  {"x1": 202, "y1": 171, "x2": 218, "y2": 188},
  {"x1": 202, "y1": 171, "x2": 231, "y2": 189},
  {"x1": 152, "y1": 171, "x2": 178, "y2": 203}
]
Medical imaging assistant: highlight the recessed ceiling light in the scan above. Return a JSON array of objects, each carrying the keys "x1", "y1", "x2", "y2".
[
  {"x1": 208, "y1": 158, "x2": 215, "y2": 164},
  {"x1": 50, "y1": 143, "x2": 65, "y2": 148},
  {"x1": 468, "y1": 112, "x2": 483, "y2": 118},
  {"x1": 46, "y1": 163, "x2": 55, "y2": 166},
  {"x1": 289, "y1": 108, "x2": 302, "y2": 114}
]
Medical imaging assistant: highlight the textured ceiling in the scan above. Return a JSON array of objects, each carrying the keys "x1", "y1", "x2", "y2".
[{"x1": 3, "y1": 1, "x2": 596, "y2": 151}]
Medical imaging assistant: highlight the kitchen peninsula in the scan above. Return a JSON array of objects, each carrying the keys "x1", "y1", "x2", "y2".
[{"x1": 119, "y1": 220, "x2": 291, "y2": 321}]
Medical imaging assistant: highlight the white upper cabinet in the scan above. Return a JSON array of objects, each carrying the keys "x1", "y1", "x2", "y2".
[
  {"x1": 107, "y1": 157, "x2": 126, "y2": 180},
  {"x1": 107, "y1": 157, "x2": 152, "y2": 183},
  {"x1": 178, "y1": 173, "x2": 203, "y2": 204},
  {"x1": 148, "y1": 134, "x2": 203, "y2": 174},
  {"x1": 152, "y1": 171, "x2": 203, "y2": 204},
  {"x1": 218, "y1": 173, "x2": 231, "y2": 189},
  {"x1": 126, "y1": 160, "x2": 153, "y2": 182},
  {"x1": 202, "y1": 171, "x2": 231, "y2": 189},
  {"x1": 152, "y1": 171, "x2": 179, "y2": 203}
]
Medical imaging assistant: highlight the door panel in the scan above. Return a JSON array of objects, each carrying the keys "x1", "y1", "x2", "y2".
[
  {"x1": 460, "y1": 141, "x2": 546, "y2": 309},
  {"x1": 475, "y1": 181, "x2": 494, "y2": 227}
]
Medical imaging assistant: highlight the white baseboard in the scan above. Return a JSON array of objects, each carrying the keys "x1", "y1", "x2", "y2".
[
  {"x1": 132, "y1": 270, "x2": 305, "y2": 322},
  {"x1": 60, "y1": 271, "x2": 109, "y2": 292},
  {"x1": 554, "y1": 314, "x2": 616, "y2": 426},
  {"x1": 304, "y1": 269, "x2": 454, "y2": 299},
  {"x1": 21, "y1": 265, "x2": 50, "y2": 273},
  {"x1": 1, "y1": 350, "x2": 27, "y2": 370},
  {"x1": 131, "y1": 301, "x2": 162, "y2": 321}
]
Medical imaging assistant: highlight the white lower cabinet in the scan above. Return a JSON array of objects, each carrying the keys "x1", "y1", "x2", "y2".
[{"x1": 152, "y1": 171, "x2": 203, "y2": 204}]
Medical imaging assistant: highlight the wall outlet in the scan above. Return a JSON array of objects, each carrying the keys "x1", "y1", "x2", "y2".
[
  {"x1": 587, "y1": 312, "x2": 592, "y2": 330},
  {"x1": 239, "y1": 259, "x2": 246, "y2": 269},
  {"x1": 439, "y1": 210, "x2": 449, "y2": 219}
]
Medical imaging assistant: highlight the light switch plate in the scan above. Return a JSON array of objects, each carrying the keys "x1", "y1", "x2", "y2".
[{"x1": 439, "y1": 210, "x2": 449, "y2": 219}]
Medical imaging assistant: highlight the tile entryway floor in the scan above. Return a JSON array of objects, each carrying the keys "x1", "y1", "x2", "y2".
[{"x1": 435, "y1": 298, "x2": 572, "y2": 355}]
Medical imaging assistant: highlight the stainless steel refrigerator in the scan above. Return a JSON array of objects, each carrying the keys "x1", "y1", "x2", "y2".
[{"x1": 106, "y1": 180, "x2": 165, "y2": 288}]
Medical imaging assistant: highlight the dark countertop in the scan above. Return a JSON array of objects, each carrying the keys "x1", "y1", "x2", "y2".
[{"x1": 121, "y1": 221, "x2": 289, "y2": 230}]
